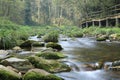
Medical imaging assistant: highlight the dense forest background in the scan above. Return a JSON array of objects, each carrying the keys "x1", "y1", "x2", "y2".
[{"x1": 0, "y1": 0, "x2": 120, "y2": 26}]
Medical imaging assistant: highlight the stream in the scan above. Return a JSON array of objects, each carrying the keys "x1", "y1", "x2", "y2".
[
  {"x1": 56, "y1": 37, "x2": 120, "y2": 80},
  {"x1": 23, "y1": 36, "x2": 120, "y2": 80}
]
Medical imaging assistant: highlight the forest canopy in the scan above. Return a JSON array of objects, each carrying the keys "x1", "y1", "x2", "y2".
[{"x1": 0, "y1": 0, "x2": 120, "y2": 26}]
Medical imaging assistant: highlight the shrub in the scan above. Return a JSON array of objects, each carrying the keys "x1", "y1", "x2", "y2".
[{"x1": 43, "y1": 31, "x2": 59, "y2": 42}]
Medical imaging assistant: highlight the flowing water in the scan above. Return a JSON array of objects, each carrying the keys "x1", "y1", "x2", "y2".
[
  {"x1": 56, "y1": 37, "x2": 120, "y2": 80},
  {"x1": 23, "y1": 36, "x2": 120, "y2": 80}
]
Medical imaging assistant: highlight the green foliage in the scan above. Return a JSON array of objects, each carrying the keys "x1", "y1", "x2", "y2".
[
  {"x1": 46, "y1": 42, "x2": 63, "y2": 51},
  {"x1": 43, "y1": 31, "x2": 59, "y2": 42},
  {"x1": 36, "y1": 51, "x2": 66, "y2": 59}
]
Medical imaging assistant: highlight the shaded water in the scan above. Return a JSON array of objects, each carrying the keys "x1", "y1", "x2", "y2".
[{"x1": 56, "y1": 37, "x2": 120, "y2": 80}]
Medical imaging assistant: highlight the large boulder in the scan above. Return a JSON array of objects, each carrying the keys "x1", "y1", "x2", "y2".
[
  {"x1": 20, "y1": 40, "x2": 34, "y2": 48},
  {"x1": 0, "y1": 65, "x2": 21, "y2": 80},
  {"x1": 109, "y1": 60, "x2": 120, "y2": 71},
  {"x1": 27, "y1": 56, "x2": 71, "y2": 73},
  {"x1": 46, "y1": 42, "x2": 63, "y2": 51},
  {"x1": 23, "y1": 69, "x2": 62, "y2": 80},
  {"x1": 1, "y1": 57, "x2": 34, "y2": 73},
  {"x1": 36, "y1": 51, "x2": 66, "y2": 59}
]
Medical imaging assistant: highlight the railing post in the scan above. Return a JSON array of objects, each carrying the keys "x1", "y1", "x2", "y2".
[
  {"x1": 115, "y1": 17, "x2": 119, "y2": 27},
  {"x1": 86, "y1": 22, "x2": 88, "y2": 27},
  {"x1": 106, "y1": 19, "x2": 109, "y2": 27},
  {"x1": 92, "y1": 21, "x2": 95, "y2": 26},
  {"x1": 99, "y1": 20, "x2": 101, "y2": 27}
]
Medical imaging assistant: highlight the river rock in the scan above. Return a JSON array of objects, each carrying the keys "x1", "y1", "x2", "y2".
[
  {"x1": 20, "y1": 40, "x2": 35, "y2": 48},
  {"x1": 108, "y1": 60, "x2": 120, "y2": 71},
  {"x1": 36, "y1": 51, "x2": 66, "y2": 59},
  {"x1": 27, "y1": 56, "x2": 71, "y2": 73},
  {"x1": 32, "y1": 42, "x2": 45, "y2": 47},
  {"x1": 46, "y1": 42, "x2": 63, "y2": 51},
  {"x1": 12, "y1": 46, "x2": 22, "y2": 53},
  {"x1": 0, "y1": 65, "x2": 21, "y2": 80},
  {"x1": 96, "y1": 35, "x2": 108, "y2": 41},
  {"x1": 0, "y1": 50, "x2": 9, "y2": 60},
  {"x1": 109, "y1": 34, "x2": 120, "y2": 41},
  {"x1": 23, "y1": 69, "x2": 62, "y2": 80},
  {"x1": 1, "y1": 57, "x2": 34, "y2": 73}
]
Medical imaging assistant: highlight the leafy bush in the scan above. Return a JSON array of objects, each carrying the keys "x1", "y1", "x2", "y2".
[{"x1": 43, "y1": 31, "x2": 59, "y2": 42}]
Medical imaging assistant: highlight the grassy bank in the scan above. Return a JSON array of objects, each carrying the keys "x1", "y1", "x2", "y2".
[{"x1": 1, "y1": 19, "x2": 120, "y2": 50}]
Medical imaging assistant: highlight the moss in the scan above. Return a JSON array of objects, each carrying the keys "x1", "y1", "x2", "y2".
[
  {"x1": 27, "y1": 56, "x2": 71, "y2": 73},
  {"x1": 46, "y1": 42, "x2": 63, "y2": 51},
  {"x1": 96, "y1": 37, "x2": 106, "y2": 41},
  {"x1": 20, "y1": 40, "x2": 35, "y2": 48},
  {"x1": 36, "y1": 52, "x2": 66, "y2": 59},
  {"x1": 23, "y1": 69, "x2": 62, "y2": 80},
  {"x1": 32, "y1": 42, "x2": 45, "y2": 47},
  {"x1": 0, "y1": 65, "x2": 21, "y2": 80}
]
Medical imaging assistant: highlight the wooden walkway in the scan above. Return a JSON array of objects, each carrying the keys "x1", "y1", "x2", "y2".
[{"x1": 80, "y1": 4, "x2": 120, "y2": 28}]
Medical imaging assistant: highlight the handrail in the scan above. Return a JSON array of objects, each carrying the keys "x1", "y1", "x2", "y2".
[{"x1": 82, "y1": 4, "x2": 120, "y2": 23}]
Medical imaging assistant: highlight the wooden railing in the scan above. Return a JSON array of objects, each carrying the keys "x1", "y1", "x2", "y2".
[{"x1": 82, "y1": 4, "x2": 120, "y2": 23}]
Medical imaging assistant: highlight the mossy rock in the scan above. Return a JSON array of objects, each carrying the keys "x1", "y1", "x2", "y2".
[
  {"x1": 20, "y1": 40, "x2": 35, "y2": 48},
  {"x1": 23, "y1": 69, "x2": 62, "y2": 80},
  {"x1": 1, "y1": 57, "x2": 34, "y2": 73},
  {"x1": 46, "y1": 42, "x2": 63, "y2": 51},
  {"x1": 96, "y1": 37, "x2": 106, "y2": 41},
  {"x1": 27, "y1": 56, "x2": 71, "y2": 73},
  {"x1": 36, "y1": 51, "x2": 66, "y2": 59},
  {"x1": 32, "y1": 42, "x2": 45, "y2": 47},
  {"x1": 0, "y1": 65, "x2": 21, "y2": 80}
]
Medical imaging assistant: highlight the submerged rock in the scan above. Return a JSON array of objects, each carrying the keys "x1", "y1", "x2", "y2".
[
  {"x1": 46, "y1": 42, "x2": 63, "y2": 51},
  {"x1": 27, "y1": 56, "x2": 71, "y2": 73},
  {"x1": 1, "y1": 57, "x2": 34, "y2": 73},
  {"x1": 23, "y1": 69, "x2": 62, "y2": 80},
  {"x1": 0, "y1": 65, "x2": 21, "y2": 80}
]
